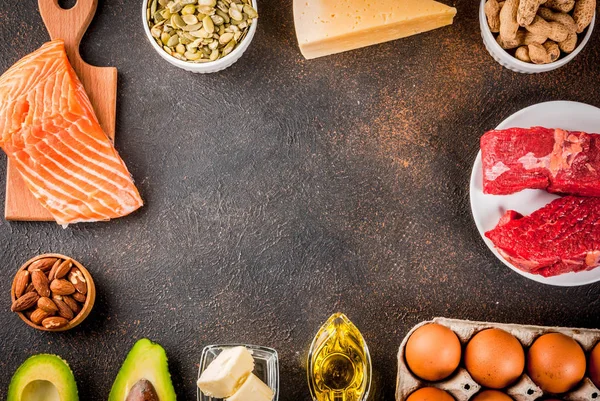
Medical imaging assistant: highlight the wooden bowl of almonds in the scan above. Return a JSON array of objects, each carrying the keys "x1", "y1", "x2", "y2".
[
  {"x1": 143, "y1": 0, "x2": 259, "y2": 73},
  {"x1": 10, "y1": 254, "x2": 96, "y2": 332}
]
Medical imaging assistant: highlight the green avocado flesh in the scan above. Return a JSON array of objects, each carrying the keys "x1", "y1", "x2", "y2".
[
  {"x1": 7, "y1": 354, "x2": 78, "y2": 401},
  {"x1": 109, "y1": 338, "x2": 177, "y2": 401}
]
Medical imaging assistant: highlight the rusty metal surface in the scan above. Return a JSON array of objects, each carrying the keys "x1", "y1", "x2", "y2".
[{"x1": 0, "y1": 0, "x2": 599, "y2": 400}]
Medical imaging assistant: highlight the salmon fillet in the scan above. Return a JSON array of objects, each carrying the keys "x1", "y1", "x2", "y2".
[{"x1": 0, "y1": 40, "x2": 143, "y2": 225}]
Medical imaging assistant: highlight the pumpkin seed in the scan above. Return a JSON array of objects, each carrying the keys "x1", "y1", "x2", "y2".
[
  {"x1": 190, "y1": 28, "x2": 210, "y2": 38},
  {"x1": 219, "y1": 32, "x2": 233, "y2": 44},
  {"x1": 243, "y1": 4, "x2": 257, "y2": 18},
  {"x1": 197, "y1": 5, "x2": 215, "y2": 14},
  {"x1": 179, "y1": 35, "x2": 192, "y2": 44},
  {"x1": 222, "y1": 39, "x2": 236, "y2": 55},
  {"x1": 215, "y1": 9, "x2": 230, "y2": 23},
  {"x1": 161, "y1": 31, "x2": 171, "y2": 45},
  {"x1": 202, "y1": 15, "x2": 215, "y2": 33},
  {"x1": 151, "y1": 25, "x2": 163, "y2": 38},
  {"x1": 150, "y1": 0, "x2": 158, "y2": 16},
  {"x1": 154, "y1": 11, "x2": 166, "y2": 22},
  {"x1": 183, "y1": 22, "x2": 202, "y2": 31},
  {"x1": 185, "y1": 50, "x2": 202, "y2": 60},
  {"x1": 167, "y1": 1, "x2": 183, "y2": 13},
  {"x1": 171, "y1": 14, "x2": 186, "y2": 28},
  {"x1": 210, "y1": 14, "x2": 225, "y2": 25},
  {"x1": 167, "y1": 34, "x2": 180, "y2": 47},
  {"x1": 229, "y1": 7, "x2": 243, "y2": 21},
  {"x1": 181, "y1": 4, "x2": 196, "y2": 14},
  {"x1": 176, "y1": 43, "x2": 186, "y2": 54},
  {"x1": 182, "y1": 14, "x2": 198, "y2": 24}
]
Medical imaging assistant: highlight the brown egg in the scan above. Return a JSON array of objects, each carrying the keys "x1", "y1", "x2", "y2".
[
  {"x1": 464, "y1": 328, "x2": 525, "y2": 388},
  {"x1": 471, "y1": 390, "x2": 513, "y2": 401},
  {"x1": 590, "y1": 342, "x2": 600, "y2": 387},
  {"x1": 406, "y1": 387, "x2": 454, "y2": 401},
  {"x1": 527, "y1": 333, "x2": 586, "y2": 393},
  {"x1": 405, "y1": 323, "x2": 461, "y2": 381}
]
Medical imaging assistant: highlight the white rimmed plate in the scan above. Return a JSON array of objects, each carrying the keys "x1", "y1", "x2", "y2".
[{"x1": 470, "y1": 101, "x2": 600, "y2": 286}]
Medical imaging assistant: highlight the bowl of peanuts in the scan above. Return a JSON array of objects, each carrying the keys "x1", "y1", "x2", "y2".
[{"x1": 480, "y1": 0, "x2": 596, "y2": 73}]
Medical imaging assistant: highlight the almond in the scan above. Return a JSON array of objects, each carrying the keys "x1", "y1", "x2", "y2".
[
  {"x1": 52, "y1": 295, "x2": 74, "y2": 320},
  {"x1": 37, "y1": 297, "x2": 59, "y2": 314},
  {"x1": 54, "y1": 259, "x2": 72, "y2": 279},
  {"x1": 27, "y1": 257, "x2": 57, "y2": 272},
  {"x1": 25, "y1": 282, "x2": 36, "y2": 294},
  {"x1": 68, "y1": 267, "x2": 87, "y2": 294},
  {"x1": 31, "y1": 270, "x2": 51, "y2": 297},
  {"x1": 62, "y1": 295, "x2": 81, "y2": 315},
  {"x1": 48, "y1": 259, "x2": 61, "y2": 281},
  {"x1": 50, "y1": 279, "x2": 75, "y2": 295},
  {"x1": 42, "y1": 316, "x2": 69, "y2": 329},
  {"x1": 72, "y1": 292, "x2": 86, "y2": 303},
  {"x1": 14, "y1": 270, "x2": 30, "y2": 298},
  {"x1": 30, "y1": 308, "x2": 51, "y2": 325},
  {"x1": 11, "y1": 292, "x2": 40, "y2": 312}
]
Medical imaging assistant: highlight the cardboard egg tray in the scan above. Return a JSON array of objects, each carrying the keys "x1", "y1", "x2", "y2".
[{"x1": 396, "y1": 317, "x2": 600, "y2": 401}]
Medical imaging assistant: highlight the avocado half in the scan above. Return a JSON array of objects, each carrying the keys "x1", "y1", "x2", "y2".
[
  {"x1": 7, "y1": 354, "x2": 78, "y2": 401},
  {"x1": 109, "y1": 338, "x2": 177, "y2": 401}
]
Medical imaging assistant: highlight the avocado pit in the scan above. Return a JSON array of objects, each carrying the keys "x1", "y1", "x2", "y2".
[{"x1": 126, "y1": 379, "x2": 159, "y2": 401}]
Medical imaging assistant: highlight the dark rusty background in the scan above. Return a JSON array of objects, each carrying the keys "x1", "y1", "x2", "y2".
[{"x1": 1, "y1": 0, "x2": 599, "y2": 400}]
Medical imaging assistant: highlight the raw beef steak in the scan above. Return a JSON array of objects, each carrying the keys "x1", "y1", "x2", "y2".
[
  {"x1": 485, "y1": 196, "x2": 600, "y2": 277},
  {"x1": 481, "y1": 127, "x2": 600, "y2": 196}
]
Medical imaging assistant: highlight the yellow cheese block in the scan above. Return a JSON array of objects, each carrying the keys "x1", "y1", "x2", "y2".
[{"x1": 294, "y1": 0, "x2": 457, "y2": 59}]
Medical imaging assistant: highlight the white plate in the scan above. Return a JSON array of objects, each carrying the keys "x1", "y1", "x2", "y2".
[{"x1": 470, "y1": 101, "x2": 600, "y2": 286}]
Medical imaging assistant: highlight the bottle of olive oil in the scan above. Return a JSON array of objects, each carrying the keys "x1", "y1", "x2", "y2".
[{"x1": 307, "y1": 313, "x2": 372, "y2": 401}]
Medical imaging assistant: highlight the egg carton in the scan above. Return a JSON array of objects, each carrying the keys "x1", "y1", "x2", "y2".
[{"x1": 396, "y1": 317, "x2": 600, "y2": 401}]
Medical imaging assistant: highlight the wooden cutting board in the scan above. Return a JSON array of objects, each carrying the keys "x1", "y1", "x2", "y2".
[{"x1": 4, "y1": 0, "x2": 117, "y2": 221}]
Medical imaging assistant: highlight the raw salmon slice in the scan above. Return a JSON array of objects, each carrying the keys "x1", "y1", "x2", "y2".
[{"x1": 0, "y1": 40, "x2": 143, "y2": 225}]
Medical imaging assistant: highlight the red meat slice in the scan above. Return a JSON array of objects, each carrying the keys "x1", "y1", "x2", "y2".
[
  {"x1": 485, "y1": 196, "x2": 600, "y2": 277},
  {"x1": 481, "y1": 127, "x2": 600, "y2": 196}
]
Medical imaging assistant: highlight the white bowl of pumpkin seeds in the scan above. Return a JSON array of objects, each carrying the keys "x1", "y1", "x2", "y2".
[{"x1": 143, "y1": 0, "x2": 258, "y2": 73}]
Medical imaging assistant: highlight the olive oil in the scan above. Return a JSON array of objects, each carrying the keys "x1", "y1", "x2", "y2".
[{"x1": 308, "y1": 313, "x2": 372, "y2": 401}]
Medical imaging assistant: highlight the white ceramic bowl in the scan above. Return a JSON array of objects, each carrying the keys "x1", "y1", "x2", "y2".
[
  {"x1": 142, "y1": 0, "x2": 258, "y2": 73},
  {"x1": 479, "y1": 0, "x2": 595, "y2": 74}
]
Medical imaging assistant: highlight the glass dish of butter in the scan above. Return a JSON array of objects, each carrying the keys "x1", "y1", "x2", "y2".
[{"x1": 197, "y1": 344, "x2": 279, "y2": 401}]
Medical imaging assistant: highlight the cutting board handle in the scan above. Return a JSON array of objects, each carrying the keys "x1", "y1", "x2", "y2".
[{"x1": 38, "y1": 0, "x2": 98, "y2": 64}]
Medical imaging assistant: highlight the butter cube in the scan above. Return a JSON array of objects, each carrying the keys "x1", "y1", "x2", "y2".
[
  {"x1": 197, "y1": 346, "x2": 255, "y2": 398},
  {"x1": 226, "y1": 373, "x2": 274, "y2": 401}
]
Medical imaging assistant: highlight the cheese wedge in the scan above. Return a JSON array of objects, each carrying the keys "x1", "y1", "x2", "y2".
[
  {"x1": 197, "y1": 346, "x2": 255, "y2": 398},
  {"x1": 226, "y1": 373, "x2": 274, "y2": 401},
  {"x1": 294, "y1": 0, "x2": 457, "y2": 59}
]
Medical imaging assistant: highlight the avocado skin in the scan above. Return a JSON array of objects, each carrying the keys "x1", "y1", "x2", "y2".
[
  {"x1": 7, "y1": 354, "x2": 79, "y2": 401},
  {"x1": 109, "y1": 338, "x2": 177, "y2": 401}
]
